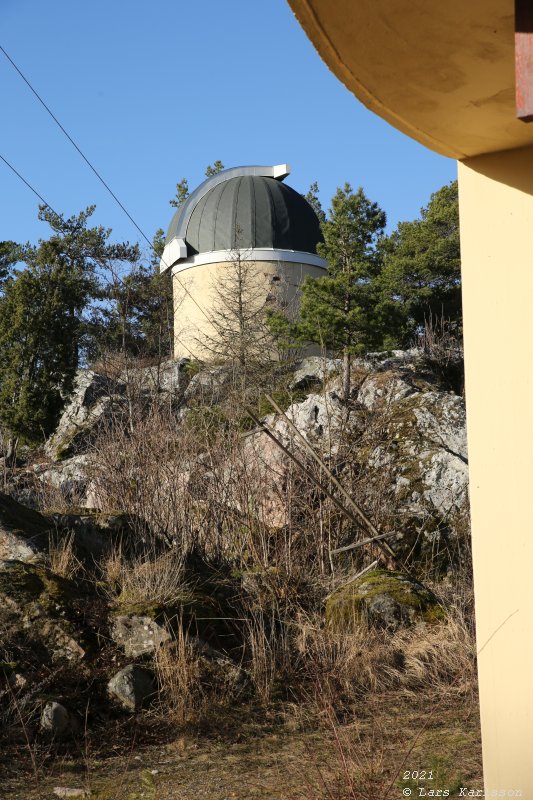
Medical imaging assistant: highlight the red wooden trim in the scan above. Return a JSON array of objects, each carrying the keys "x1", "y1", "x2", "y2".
[{"x1": 516, "y1": 0, "x2": 533, "y2": 122}]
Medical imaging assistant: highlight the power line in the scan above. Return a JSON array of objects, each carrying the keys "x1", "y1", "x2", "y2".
[
  {"x1": 0, "y1": 43, "x2": 213, "y2": 328},
  {"x1": 0, "y1": 152, "x2": 60, "y2": 217},
  {"x1": 0, "y1": 44, "x2": 153, "y2": 252}
]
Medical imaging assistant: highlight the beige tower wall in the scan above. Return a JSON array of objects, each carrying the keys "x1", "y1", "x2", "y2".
[
  {"x1": 171, "y1": 259, "x2": 326, "y2": 361},
  {"x1": 458, "y1": 144, "x2": 533, "y2": 793}
]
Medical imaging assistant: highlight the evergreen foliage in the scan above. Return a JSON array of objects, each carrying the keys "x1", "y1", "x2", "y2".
[
  {"x1": 92, "y1": 228, "x2": 173, "y2": 360},
  {"x1": 0, "y1": 206, "x2": 138, "y2": 444},
  {"x1": 297, "y1": 184, "x2": 387, "y2": 399},
  {"x1": 169, "y1": 161, "x2": 224, "y2": 209},
  {"x1": 379, "y1": 181, "x2": 461, "y2": 336},
  {"x1": 205, "y1": 160, "x2": 225, "y2": 177},
  {"x1": 169, "y1": 178, "x2": 189, "y2": 209},
  {"x1": 0, "y1": 241, "x2": 21, "y2": 293},
  {"x1": 291, "y1": 180, "x2": 461, "y2": 370},
  {"x1": 304, "y1": 182, "x2": 326, "y2": 223}
]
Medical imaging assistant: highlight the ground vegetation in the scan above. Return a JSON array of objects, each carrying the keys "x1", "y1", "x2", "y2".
[{"x1": 0, "y1": 178, "x2": 473, "y2": 798}]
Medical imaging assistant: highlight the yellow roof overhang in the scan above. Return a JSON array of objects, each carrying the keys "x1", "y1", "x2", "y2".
[{"x1": 288, "y1": 0, "x2": 533, "y2": 159}]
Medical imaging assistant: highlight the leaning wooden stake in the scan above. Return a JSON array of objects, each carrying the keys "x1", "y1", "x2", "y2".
[
  {"x1": 264, "y1": 394, "x2": 397, "y2": 560},
  {"x1": 245, "y1": 405, "x2": 398, "y2": 567}
]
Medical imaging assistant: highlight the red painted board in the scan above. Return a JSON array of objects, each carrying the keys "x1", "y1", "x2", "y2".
[{"x1": 516, "y1": 0, "x2": 533, "y2": 122}]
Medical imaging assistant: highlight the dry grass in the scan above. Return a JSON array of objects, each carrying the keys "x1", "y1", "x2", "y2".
[
  {"x1": 88, "y1": 404, "x2": 212, "y2": 551},
  {"x1": 1, "y1": 687, "x2": 482, "y2": 800},
  {"x1": 245, "y1": 609, "x2": 287, "y2": 705},
  {"x1": 153, "y1": 628, "x2": 202, "y2": 726},
  {"x1": 417, "y1": 314, "x2": 463, "y2": 368},
  {"x1": 48, "y1": 530, "x2": 83, "y2": 579},
  {"x1": 290, "y1": 596, "x2": 476, "y2": 707},
  {"x1": 7, "y1": 353, "x2": 480, "y2": 796},
  {"x1": 86, "y1": 370, "x2": 477, "y2": 725},
  {"x1": 101, "y1": 547, "x2": 187, "y2": 607}
]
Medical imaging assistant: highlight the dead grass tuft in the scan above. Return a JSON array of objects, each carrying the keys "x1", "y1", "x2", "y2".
[
  {"x1": 102, "y1": 548, "x2": 187, "y2": 608},
  {"x1": 153, "y1": 628, "x2": 202, "y2": 726},
  {"x1": 48, "y1": 531, "x2": 83, "y2": 580}
]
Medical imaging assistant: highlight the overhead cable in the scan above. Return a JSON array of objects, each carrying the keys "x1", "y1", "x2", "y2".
[
  {"x1": 0, "y1": 44, "x2": 153, "y2": 252},
  {"x1": 0, "y1": 43, "x2": 213, "y2": 325},
  {"x1": 0, "y1": 152, "x2": 60, "y2": 217}
]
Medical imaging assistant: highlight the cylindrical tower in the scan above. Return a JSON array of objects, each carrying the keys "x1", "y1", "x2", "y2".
[{"x1": 160, "y1": 164, "x2": 327, "y2": 360}]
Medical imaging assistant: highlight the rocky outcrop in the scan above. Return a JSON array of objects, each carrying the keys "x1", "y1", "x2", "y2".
[
  {"x1": 237, "y1": 352, "x2": 469, "y2": 549},
  {"x1": 239, "y1": 431, "x2": 292, "y2": 528},
  {"x1": 326, "y1": 569, "x2": 445, "y2": 632},
  {"x1": 0, "y1": 491, "x2": 140, "y2": 565},
  {"x1": 45, "y1": 371, "x2": 125, "y2": 463},
  {"x1": 36, "y1": 360, "x2": 194, "y2": 506},
  {"x1": 183, "y1": 365, "x2": 233, "y2": 406},
  {"x1": 351, "y1": 363, "x2": 469, "y2": 563},
  {"x1": 36, "y1": 455, "x2": 91, "y2": 507},
  {"x1": 119, "y1": 357, "x2": 190, "y2": 395},
  {"x1": 290, "y1": 356, "x2": 342, "y2": 391},
  {"x1": 238, "y1": 389, "x2": 345, "y2": 528},
  {"x1": 0, "y1": 348, "x2": 467, "y2": 750},
  {"x1": 46, "y1": 360, "x2": 194, "y2": 460},
  {"x1": 380, "y1": 390, "x2": 468, "y2": 516},
  {"x1": 271, "y1": 390, "x2": 345, "y2": 455}
]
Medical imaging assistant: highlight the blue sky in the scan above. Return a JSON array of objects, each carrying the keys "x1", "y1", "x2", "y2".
[{"x1": 0, "y1": 0, "x2": 457, "y2": 254}]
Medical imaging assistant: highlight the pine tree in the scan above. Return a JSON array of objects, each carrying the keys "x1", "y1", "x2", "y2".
[
  {"x1": 379, "y1": 181, "x2": 461, "y2": 337},
  {"x1": 0, "y1": 205, "x2": 138, "y2": 446},
  {"x1": 169, "y1": 178, "x2": 189, "y2": 209},
  {"x1": 298, "y1": 184, "x2": 386, "y2": 401},
  {"x1": 92, "y1": 229, "x2": 173, "y2": 361},
  {"x1": 138, "y1": 228, "x2": 174, "y2": 357},
  {"x1": 205, "y1": 160, "x2": 225, "y2": 177},
  {"x1": 0, "y1": 241, "x2": 21, "y2": 294},
  {"x1": 169, "y1": 160, "x2": 224, "y2": 209},
  {"x1": 305, "y1": 182, "x2": 326, "y2": 223}
]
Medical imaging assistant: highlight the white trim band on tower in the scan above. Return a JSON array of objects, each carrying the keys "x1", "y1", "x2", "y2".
[{"x1": 169, "y1": 248, "x2": 328, "y2": 275}]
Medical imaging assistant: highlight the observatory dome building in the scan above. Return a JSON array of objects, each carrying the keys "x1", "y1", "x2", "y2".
[{"x1": 160, "y1": 164, "x2": 328, "y2": 359}]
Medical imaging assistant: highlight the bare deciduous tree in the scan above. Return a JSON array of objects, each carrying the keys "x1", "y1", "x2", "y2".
[{"x1": 199, "y1": 247, "x2": 280, "y2": 392}]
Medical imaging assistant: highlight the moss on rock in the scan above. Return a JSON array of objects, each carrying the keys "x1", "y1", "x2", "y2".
[
  {"x1": 0, "y1": 560, "x2": 78, "y2": 609},
  {"x1": 325, "y1": 569, "x2": 445, "y2": 632},
  {"x1": 0, "y1": 560, "x2": 87, "y2": 661}
]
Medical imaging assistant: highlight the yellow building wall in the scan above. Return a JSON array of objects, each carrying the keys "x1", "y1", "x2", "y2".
[
  {"x1": 172, "y1": 259, "x2": 325, "y2": 360},
  {"x1": 459, "y1": 144, "x2": 533, "y2": 793}
]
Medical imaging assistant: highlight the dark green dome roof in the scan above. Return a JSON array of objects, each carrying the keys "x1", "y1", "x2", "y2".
[{"x1": 167, "y1": 175, "x2": 323, "y2": 257}]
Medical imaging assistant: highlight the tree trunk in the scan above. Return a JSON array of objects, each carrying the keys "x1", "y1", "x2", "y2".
[
  {"x1": 343, "y1": 347, "x2": 351, "y2": 404},
  {"x1": 4, "y1": 436, "x2": 18, "y2": 470}
]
